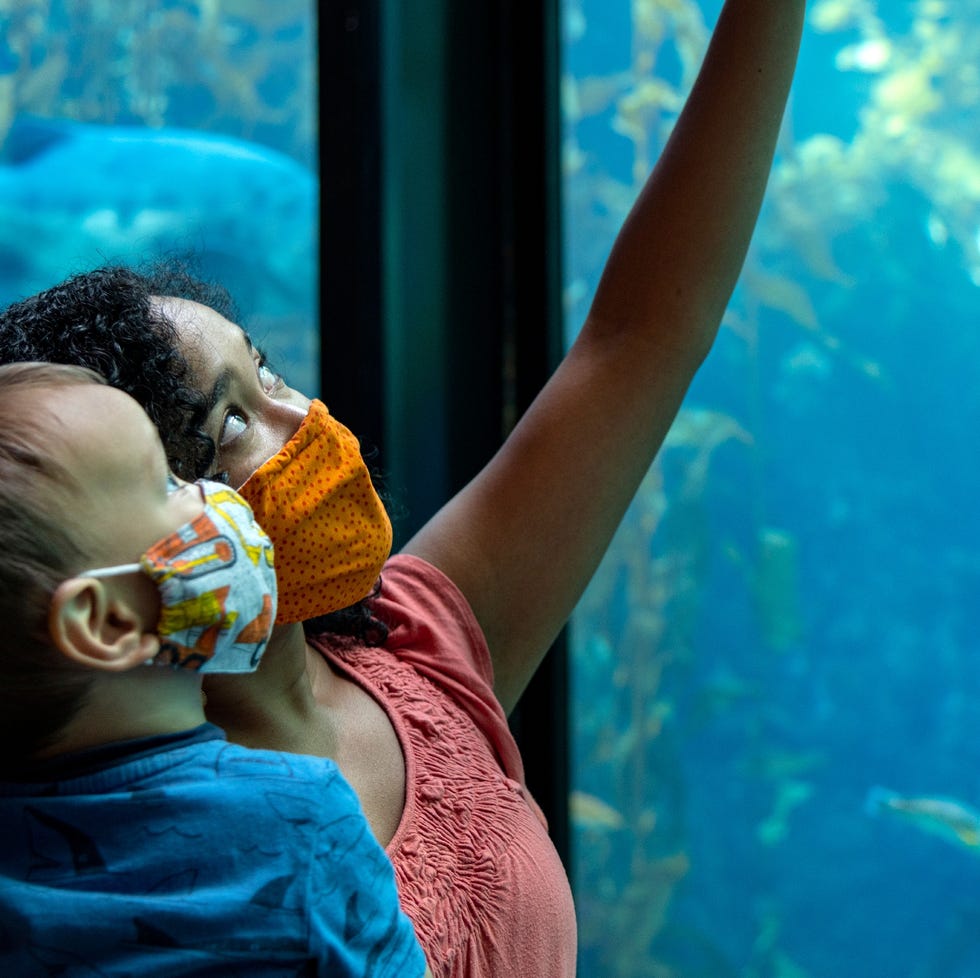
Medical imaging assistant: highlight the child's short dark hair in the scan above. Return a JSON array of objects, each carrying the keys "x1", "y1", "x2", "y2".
[{"x1": 0, "y1": 362, "x2": 107, "y2": 760}]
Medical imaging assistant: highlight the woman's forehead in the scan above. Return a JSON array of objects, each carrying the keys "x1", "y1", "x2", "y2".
[{"x1": 153, "y1": 296, "x2": 251, "y2": 376}]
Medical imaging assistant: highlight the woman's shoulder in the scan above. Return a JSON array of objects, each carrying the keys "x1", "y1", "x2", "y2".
[{"x1": 370, "y1": 553, "x2": 495, "y2": 688}]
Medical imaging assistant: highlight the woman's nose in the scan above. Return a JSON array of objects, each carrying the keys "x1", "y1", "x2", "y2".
[
  {"x1": 235, "y1": 389, "x2": 314, "y2": 489},
  {"x1": 267, "y1": 393, "x2": 310, "y2": 449},
  {"x1": 267, "y1": 387, "x2": 312, "y2": 438}
]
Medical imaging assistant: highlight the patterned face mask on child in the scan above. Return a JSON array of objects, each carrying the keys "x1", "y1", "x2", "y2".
[
  {"x1": 82, "y1": 480, "x2": 277, "y2": 673},
  {"x1": 238, "y1": 399, "x2": 392, "y2": 624}
]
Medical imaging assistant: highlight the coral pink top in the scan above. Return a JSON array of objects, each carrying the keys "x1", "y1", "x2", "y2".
[{"x1": 309, "y1": 554, "x2": 577, "y2": 978}]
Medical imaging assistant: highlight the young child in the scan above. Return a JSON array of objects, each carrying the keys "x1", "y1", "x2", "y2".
[{"x1": 0, "y1": 362, "x2": 429, "y2": 978}]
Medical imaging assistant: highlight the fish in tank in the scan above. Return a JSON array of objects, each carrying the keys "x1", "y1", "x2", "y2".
[
  {"x1": 564, "y1": 1, "x2": 980, "y2": 976},
  {"x1": 6, "y1": 1, "x2": 980, "y2": 975}
]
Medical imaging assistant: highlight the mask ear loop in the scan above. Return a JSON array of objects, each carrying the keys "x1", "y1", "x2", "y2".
[{"x1": 78, "y1": 564, "x2": 143, "y2": 578}]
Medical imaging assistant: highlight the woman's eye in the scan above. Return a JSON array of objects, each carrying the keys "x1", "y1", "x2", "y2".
[
  {"x1": 258, "y1": 362, "x2": 279, "y2": 394},
  {"x1": 219, "y1": 410, "x2": 247, "y2": 447}
]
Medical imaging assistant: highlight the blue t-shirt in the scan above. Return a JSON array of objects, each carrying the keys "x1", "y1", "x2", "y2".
[{"x1": 0, "y1": 725, "x2": 426, "y2": 977}]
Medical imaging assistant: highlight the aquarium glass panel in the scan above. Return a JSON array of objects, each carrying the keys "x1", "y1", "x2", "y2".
[
  {"x1": 564, "y1": 2, "x2": 980, "y2": 976},
  {"x1": 0, "y1": 1, "x2": 318, "y2": 393}
]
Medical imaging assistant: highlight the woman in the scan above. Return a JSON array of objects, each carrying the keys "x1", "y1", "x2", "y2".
[{"x1": 0, "y1": 2, "x2": 805, "y2": 975}]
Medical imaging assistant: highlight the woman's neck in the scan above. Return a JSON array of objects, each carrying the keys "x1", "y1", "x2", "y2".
[{"x1": 201, "y1": 621, "x2": 339, "y2": 756}]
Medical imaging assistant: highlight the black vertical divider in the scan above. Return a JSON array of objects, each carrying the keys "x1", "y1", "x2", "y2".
[
  {"x1": 317, "y1": 0, "x2": 569, "y2": 872},
  {"x1": 484, "y1": 0, "x2": 569, "y2": 872},
  {"x1": 317, "y1": 3, "x2": 385, "y2": 456}
]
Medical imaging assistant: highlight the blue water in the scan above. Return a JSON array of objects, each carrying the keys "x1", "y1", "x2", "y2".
[
  {"x1": 0, "y1": 2, "x2": 318, "y2": 393},
  {"x1": 566, "y1": 2, "x2": 980, "y2": 976},
  {"x1": 5, "y1": 1, "x2": 978, "y2": 974}
]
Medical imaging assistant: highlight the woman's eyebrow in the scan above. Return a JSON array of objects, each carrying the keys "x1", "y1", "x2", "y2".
[
  {"x1": 245, "y1": 334, "x2": 272, "y2": 367},
  {"x1": 203, "y1": 330, "x2": 253, "y2": 415},
  {"x1": 204, "y1": 368, "x2": 231, "y2": 416}
]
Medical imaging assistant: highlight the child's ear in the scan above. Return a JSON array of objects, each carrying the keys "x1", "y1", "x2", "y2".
[{"x1": 48, "y1": 577, "x2": 160, "y2": 671}]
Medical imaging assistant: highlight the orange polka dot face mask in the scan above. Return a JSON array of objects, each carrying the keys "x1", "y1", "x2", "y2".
[{"x1": 237, "y1": 399, "x2": 392, "y2": 624}]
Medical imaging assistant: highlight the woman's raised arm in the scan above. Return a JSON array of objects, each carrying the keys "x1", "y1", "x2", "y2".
[{"x1": 403, "y1": 0, "x2": 807, "y2": 713}]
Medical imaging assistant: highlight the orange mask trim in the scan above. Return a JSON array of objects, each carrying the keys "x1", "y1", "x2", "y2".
[{"x1": 238, "y1": 399, "x2": 392, "y2": 624}]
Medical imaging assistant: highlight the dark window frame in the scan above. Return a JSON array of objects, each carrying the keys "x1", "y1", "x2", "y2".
[{"x1": 318, "y1": 0, "x2": 569, "y2": 868}]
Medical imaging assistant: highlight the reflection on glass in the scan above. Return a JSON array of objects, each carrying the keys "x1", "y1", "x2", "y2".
[
  {"x1": 564, "y1": 1, "x2": 980, "y2": 975},
  {"x1": 0, "y1": 1, "x2": 318, "y2": 393}
]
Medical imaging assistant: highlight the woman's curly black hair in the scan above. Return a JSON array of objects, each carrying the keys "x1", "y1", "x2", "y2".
[
  {"x1": 0, "y1": 264, "x2": 220, "y2": 478},
  {"x1": 0, "y1": 262, "x2": 387, "y2": 645}
]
